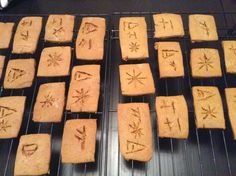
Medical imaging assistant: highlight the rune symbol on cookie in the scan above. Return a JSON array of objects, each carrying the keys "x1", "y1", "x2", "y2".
[
  {"x1": 20, "y1": 31, "x2": 29, "y2": 41},
  {"x1": 129, "y1": 42, "x2": 140, "y2": 52},
  {"x1": 198, "y1": 53, "x2": 213, "y2": 71},
  {"x1": 7, "y1": 68, "x2": 26, "y2": 83},
  {"x1": 75, "y1": 126, "x2": 87, "y2": 150},
  {"x1": 22, "y1": 143, "x2": 38, "y2": 157},
  {"x1": 129, "y1": 122, "x2": 143, "y2": 139},
  {"x1": 47, "y1": 53, "x2": 63, "y2": 67},
  {"x1": 40, "y1": 94, "x2": 55, "y2": 108},
  {"x1": 199, "y1": 21, "x2": 210, "y2": 36},
  {"x1": 229, "y1": 45, "x2": 236, "y2": 55},
  {"x1": 197, "y1": 89, "x2": 215, "y2": 101},
  {"x1": 130, "y1": 107, "x2": 141, "y2": 122},
  {"x1": 201, "y1": 105, "x2": 217, "y2": 119},
  {"x1": 169, "y1": 60, "x2": 177, "y2": 71},
  {"x1": 0, "y1": 106, "x2": 17, "y2": 119},
  {"x1": 126, "y1": 69, "x2": 146, "y2": 87},
  {"x1": 0, "y1": 119, "x2": 11, "y2": 132},
  {"x1": 72, "y1": 88, "x2": 90, "y2": 105}
]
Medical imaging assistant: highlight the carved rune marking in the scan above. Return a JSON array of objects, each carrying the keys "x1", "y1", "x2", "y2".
[
  {"x1": 21, "y1": 20, "x2": 32, "y2": 27},
  {"x1": 47, "y1": 53, "x2": 63, "y2": 67},
  {"x1": 40, "y1": 94, "x2": 55, "y2": 108},
  {"x1": 72, "y1": 88, "x2": 90, "y2": 105},
  {"x1": 0, "y1": 119, "x2": 11, "y2": 132},
  {"x1": 164, "y1": 118, "x2": 173, "y2": 131},
  {"x1": 126, "y1": 140, "x2": 146, "y2": 154},
  {"x1": 21, "y1": 31, "x2": 29, "y2": 41},
  {"x1": 75, "y1": 126, "x2": 86, "y2": 150},
  {"x1": 0, "y1": 106, "x2": 17, "y2": 119},
  {"x1": 22, "y1": 144, "x2": 38, "y2": 157},
  {"x1": 127, "y1": 31, "x2": 137, "y2": 39},
  {"x1": 229, "y1": 45, "x2": 236, "y2": 55},
  {"x1": 169, "y1": 60, "x2": 177, "y2": 71},
  {"x1": 74, "y1": 71, "x2": 92, "y2": 81},
  {"x1": 129, "y1": 122, "x2": 143, "y2": 139},
  {"x1": 82, "y1": 22, "x2": 98, "y2": 34},
  {"x1": 201, "y1": 105, "x2": 217, "y2": 120},
  {"x1": 78, "y1": 38, "x2": 92, "y2": 50},
  {"x1": 177, "y1": 118, "x2": 181, "y2": 131},
  {"x1": 52, "y1": 18, "x2": 62, "y2": 26},
  {"x1": 129, "y1": 42, "x2": 140, "y2": 52},
  {"x1": 199, "y1": 21, "x2": 210, "y2": 36},
  {"x1": 157, "y1": 18, "x2": 173, "y2": 29},
  {"x1": 7, "y1": 68, "x2": 26, "y2": 83},
  {"x1": 234, "y1": 95, "x2": 236, "y2": 103},
  {"x1": 198, "y1": 53, "x2": 213, "y2": 71},
  {"x1": 123, "y1": 21, "x2": 139, "y2": 31},
  {"x1": 130, "y1": 107, "x2": 141, "y2": 122},
  {"x1": 126, "y1": 69, "x2": 146, "y2": 87},
  {"x1": 196, "y1": 89, "x2": 215, "y2": 101},
  {"x1": 160, "y1": 100, "x2": 176, "y2": 114},
  {"x1": 162, "y1": 49, "x2": 179, "y2": 59},
  {"x1": 53, "y1": 27, "x2": 65, "y2": 36}
]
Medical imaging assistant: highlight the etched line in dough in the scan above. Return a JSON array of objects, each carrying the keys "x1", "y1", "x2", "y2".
[
  {"x1": 22, "y1": 143, "x2": 38, "y2": 157},
  {"x1": 201, "y1": 105, "x2": 217, "y2": 120},
  {"x1": 196, "y1": 89, "x2": 215, "y2": 101},
  {"x1": 40, "y1": 93, "x2": 55, "y2": 108},
  {"x1": 72, "y1": 88, "x2": 90, "y2": 105},
  {"x1": 20, "y1": 31, "x2": 29, "y2": 41},
  {"x1": 164, "y1": 118, "x2": 173, "y2": 131},
  {"x1": 129, "y1": 42, "x2": 140, "y2": 52},
  {"x1": 130, "y1": 107, "x2": 141, "y2": 122},
  {"x1": 127, "y1": 31, "x2": 137, "y2": 39},
  {"x1": 177, "y1": 118, "x2": 181, "y2": 131},
  {"x1": 53, "y1": 27, "x2": 65, "y2": 36},
  {"x1": 47, "y1": 53, "x2": 63, "y2": 67},
  {"x1": 75, "y1": 125, "x2": 86, "y2": 150},
  {"x1": 78, "y1": 38, "x2": 92, "y2": 50},
  {"x1": 74, "y1": 71, "x2": 93, "y2": 81},
  {"x1": 21, "y1": 20, "x2": 32, "y2": 27},
  {"x1": 199, "y1": 21, "x2": 210, "y2": 36},
  {"x1": 156, "y1": 18, "x2": 174, "y2": 30},
  {"x1": 52, "y1": 18, "x2": 62, "y2": 26},
  {"x1": 229, "y1": 45, "x2": 236, "y2": 55},
  {"x1": 123, "y1": 21, "x2": 139, "y2": 31},
  {"x1": 162, "y1": 49, "x2": 179, "y2": 59},
  {"x1": 82, "y1": 22, "x2": 98, "y2": 34},
  {"x1": 129, "y1": 121, "x2": 143, "y2": 139},
  {"x1": 7, "y1": 68, "x2": 26, "y2": 83},
  {"x1": 126, "y1": 140, "x2": 146, "y2": 154},
  {"x1": 126, "y1": 69, "x2": 146, "y2": 87},
  {"x1": 0, "y1": 119, "x2": 11, "y2": 132},
  {"x1": 169, "y1": 60, "x2": 177, "y2": 71},
  {"x1": 160, "y1": 100, "x2": 176, "y2": 114},
  {"x1": 0, "y1": 106, "x2": 17, "y2": 119},
  {"x1": 198, "y1": 53, "x2": 213, "y2": 71}
]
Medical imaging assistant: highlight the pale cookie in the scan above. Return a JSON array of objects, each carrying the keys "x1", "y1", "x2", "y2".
[
  {"x1": 45, "y1": 14, "x2": 75, "y2": 43},
  {"x1": 33, "y1": 82, "x2": 65, "y2": 122},
  {"x1": 119, "y1": 63, "x2": 155, "y2": 96},
  {"x1": 12, "y1": 16, "x2": 42, "y2": 54},
  {"x1": 61, "y1": 119, "x2": 97, "y2": 163},
  {"x1": 66, "y1": 65, "x2": 100, "y2": 112},
  {"x1": 153, "y1": 13, "x2": 184, "y2": 38},
  {"x1": 0, "y1": 22, "x2": 14, "y2": 49},
  {"x1": 192, "y1": 86, "x2": 225, "y2": 129},
  {"x1": 0, "y1": 96, "x2": 26, "y2": 139},
  {"x1": 155, "y1": 42, "x2": 184, "y2": 78},
  {"x1": 189, "y1": 14, "x2": 218, "y2": 42},
  {"x1": 0, "y1": 55, "x2": 5, "y2": 79},
  {"x1": 37, "y1": 46, "x2": 71, "y2": 77},
  {"x1": 155, "y1": 95, "x2": 189, "y2": 139},
  {"x1": 222, "y1": 41, "x2": 236, "y2": 74},
  {"x1": 76, "y1": 17, "x2": 106, "y2": 60},
  {"x1": 117, "y1": 103, "x2": 153, "y2": 161},
  {"x1": 4, "y1": 59, "x2": 35, "y2": 89},
  {"x1": 14, "y1": 134, "x2": 51, "y2": 176},
  {"x1": 225, "y1": 88, "x2": 236, "y2": 139},
  {"x1": 119, "y1": 17, "x2": 149, "y2": 60},
  {"x1": 190, "y1": 48, "x2": 222, "y2": 78}
]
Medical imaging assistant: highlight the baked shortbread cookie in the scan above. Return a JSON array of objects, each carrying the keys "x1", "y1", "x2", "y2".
[
  {"x1": 0, "y1": 55, "x2": 5, "y2": 79},
  {"x1": 0, "y1": 22, "x2": 14, "y2": 49},
  {"x1": 222, "y1": 40, "x2": 236, "y2": 74}
]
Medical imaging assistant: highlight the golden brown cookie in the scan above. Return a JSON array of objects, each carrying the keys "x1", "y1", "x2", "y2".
[
  {"x1": 222, "y1": 40, "x2": 236, "y2": 74},
  {"x1": 0, "y1": 55, "x2": 5, "y2": 79},
  {"x1": 0, "y1": 22, "x2": 14, "y2": 49}
]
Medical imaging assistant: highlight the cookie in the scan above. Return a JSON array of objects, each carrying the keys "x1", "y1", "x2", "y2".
[
  {"x1": 117, "y1": 103, "x2": 153, "y2": 161},
  {"x1": 225, "y1": 88, "x2": 236, "y2": 139},
  {"x1": 153, "y1": 13, "x2": 184, "y2": 38},
  {"x1": 222, "y1": 40, "x2": 236, "y2": 74},
  {"x1": 12, "y1": 16, "x2": 42, "y2": 54},
  {"x1": 0, "y1": 96, "x2": 26, "y2": 139},
  {"x1": 0, "y1": 22, "x2": 14, "y2": 49},
  {"x1": 119, "y1": 63, "x2": 155, "y2": 96},
  {"x1": 33, "y1": 82, "x2": 65, "y2": 122},
  {"x1": 3, "y1": 59, "x2": 36, "y2": 89},
  {"x1": 0, "y1": 55, "x2": 5, "y2": 79},
  {"x1": 190, "y1": 48, "x2": 222, "y2": 78},
  {"x1": 189, "y1": 14, "x2": 218, "y2": 42},
  {"x1": 192, "y1": 86, "x2": 225, "y2": 129},
  {"x1": 76, "y1": 17, "x2": 106, "y2": 60},
  {"x1": 155, "y1": 95, "x2": 189, "y2": 139},
  {"x1": 14, "y1": 134, "x2": 51, "y2": 176},
  {"x1": 119, "y1": 17, "x2": 149, "y2": 60},
  {"x1": 155, "y1": 42, "x2": 184, "y2": 78},
  {"x1": 37, "y1": 46, "x2": 71, "y2": 77},
  {"x1": 66, "y1": 65, "x2": 100, "y2": 112},
  {"x1": 61, "y1": 119, "x2": 97, "y2": 163}
]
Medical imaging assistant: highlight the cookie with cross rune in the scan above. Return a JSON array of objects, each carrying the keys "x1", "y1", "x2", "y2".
[
  {"x1": 192, "y1": 86, "x2": 225, "y2": 129},
  {"x1": 12, "y1": 16, "x2": 42, "y2": 54},
  {"x1": 76, "y1": 17, "x2": 106, "y2": 60},
  {"x1": 0, "y1": 22, "x2": 14, "y2": 49},
  {"x1": 66, "y1": 65, "x2": 100, "y2": 112},
  {"x1": 119, "y1": 17, "x2": 149, "y2": 60},
  {"x1": 61, "y1": 119, "x2": 97, "y2": 163},
  {"x1": 190, "y1": 48, "x2": 222, "y2": 78},
  {"x1": 37, "y1": 46, "x2": 71, "y2": 77},
  {"x1": 155, "y1": 42, "x2": 184, "y2": 78},
  {"x1": 0, "y1": 55, "x2": 5, "y2": 79},
  {"x1": 45, "y1": 14, "x2": 75, "y2": 43},
  {"x1": 119, "y1": 63, "x2": 155, "y2": 96},
  {"x1": 222, "y1": 41, "x2": 236, "y2": 74},
  {"x1": 33, "y1": 82, "x2": 65, "y2": 122},
  {"x1": 117, "y1": 103, "x2": 153, "y2": 161},
  {"x1": 153, "y1": 13, "x2": 184, "y2": 38},
  {"x1": 189, "y1": 14, "x2": 218, "y2": 43},
  {"x1": 155, "y1": 95, "x2": 189, "y2": 139},
  {"x1": 0, "y1": 96, "x2": 26, "y2": 139},
  {"x1": 14, "y1": 134, "x2": 51, "y2": 176},
  {"x1": 3, "y1": 59, "x2": 36, "y2": 89}
]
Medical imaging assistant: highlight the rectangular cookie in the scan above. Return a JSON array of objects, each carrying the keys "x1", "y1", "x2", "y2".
[
  {"x1": 0, "y1": 22, "x2": 14, "y2": 49},
  {"x1": 0, "y1": 55, "x2": 5, "y2": 79},
  {"x1": 117, "y1": 103, "x2": 152, "y2": 161},
  {"x1": 66, "y1": 65, "x2": 100, "y2": 112},
  {"x1": 153, "y1": 13, "x2": 184, "y2": 38},
  {"x1": 61, "y1": 119, "x2": 97, "y2": 163},
  {"x1": 155, "y1": 95, "x2": 189, "y2": 139},
  {"x1": 155, "y1": 42, "x2": 184, "y2": 78},
  {"x1": 14, "y1": 134, "x2": 51, "y2": 176},
  {"x1": 12, "y1": 16, "x2": 42, "y2": 54},
  {"x1": 222, "y1": 40, "x2": 236, "y2": 74},
  {"x1": 192, "y1": 86, "x2": 225, "y2": 129},
  {"x1": 225, "y1": 88, "x2": 236, "y2": 139},
  {"x1": 76, "y1": 17, "x2": 106, "y2": 60},
  {"x1": 3, "y1": 58, "x2": 36, "y2": 89},
  {"x1": 37, "y1": 46, "x2": 71, "y2": 77},
  {"x1": 189, "y1": 14, "x2": 218, "y2": 43},
  {"x1": 0, "y1": 96, "x2": 26, "y2": 139},
  {"x1": 119, "y1": 17, "x2": 149, "y2": 60},
  {"x1": 33, "y1": 82, "x2": 65, "y2": 122}
]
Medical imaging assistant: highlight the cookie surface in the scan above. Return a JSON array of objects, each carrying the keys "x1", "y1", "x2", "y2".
[
  {"x1": 37, "y1": 46, "x2": 71, "y2": 77},
  {"x1": 4, "y1": 59, "x2": 36, "y2": 89},
  {"x1": 117, "y1": 103, "x2": 153, "y2": 161},
  {"x1": 222, "y1": 40, "x2": 236, "y2": 73},
  {"x1": 153, "y1": 13, "x2": 184, "y2": 38},
  {"x1": 61, "y1": 119, "x2": 97, "y2": 163},
  {"x1": 0, "y1": 96, "x2": 26, "y2": 139},
  {"x1": 0, "y1": 55, "x2": 5, "y2": 79},
  {"x1": 119, "y1": 17, "x2": 149, "y2": 60},
  {"x1": 0, "y1": 22, "x2": 14, "y2": 49}
]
